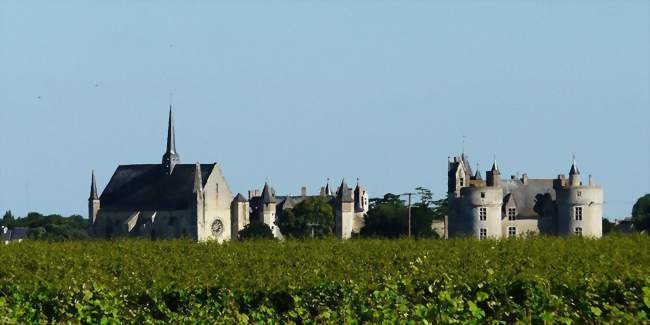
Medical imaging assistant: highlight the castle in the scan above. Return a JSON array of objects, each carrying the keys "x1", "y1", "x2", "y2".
[
  {"x1": 88, "y1": 110, "x2": 368, "y2": 242},
  {"x1": 447, "y1": 154, "x2": 604, "y2": 238}
]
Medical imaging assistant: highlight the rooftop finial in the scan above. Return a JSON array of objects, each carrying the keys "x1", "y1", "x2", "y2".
[{"x1": 491, "y1": 154, "x2": 499, "y2": 172}]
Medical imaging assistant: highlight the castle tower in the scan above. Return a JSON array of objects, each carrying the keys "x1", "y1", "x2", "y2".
[
  {"x1": 335, "y1": 179, "x2": 355, "y2": 239},
  {"x1": 486, "y1": 159, "x2": 501, "y2": 187},
  {"x1": 231, "y1": 193, "x2": 249, "y2": 239},
  {"x1": 161, "y1": 107, "x2": 180, "y2": 175},
  {"x1": 88, "y1": 170, "x2": 101, "y2": 227},
  {"x1": 259, "y1": 182, "x2": 280, "y2": 238},
  {"x1": 556, "y1": 158, "x2": 603, "y2": 237},
  {"x1": 354, "y1": 179, "x2": 369, "y2": 213}
]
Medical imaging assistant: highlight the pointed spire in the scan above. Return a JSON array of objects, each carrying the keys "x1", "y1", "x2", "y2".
[
  {"x1": 325, "y1": 178, "x2": 332, "y2": 196},
  {"x1": 336, "y1": 179, "x2": 354, "y2": 203},
  {"x1": 570, "y1": 155, "x2": 580, "y2": 175},
  {"x1": 162, "y1": 107, "x2": 181, "y2": 174},
  {"x1": 167, "y1": 106, "x2": 177, "y2": 154},
  {"x1": 193, "y1": 163, "x2": 203, "y2": 194},
  {"x1": 261, "y1": 182, "x2": 276, "y2": 204},
  {"x1": 89, "y1": 170, "x2": 98, "y2": 200},
  {"x1": 491, "y1": 156, "x2": 500, "y2": 174},
  {"x1": 474, "y1": 164, "x2": 482, "y2": 180}
]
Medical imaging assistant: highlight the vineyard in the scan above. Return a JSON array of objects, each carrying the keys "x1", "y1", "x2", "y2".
[{"x1": 0, "y1": 236, "x2": 649, "y2": 323}]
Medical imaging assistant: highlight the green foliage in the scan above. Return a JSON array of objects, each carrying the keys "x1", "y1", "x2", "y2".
[
  {"x1": 603, "y1": 218, "x2": 618, "y2": 234},
  {"x1": 238, "y1": 221, "x2": 274, "y2": 240},
  {"x1": 1, "y1": 212, "x2": 89, "y2": 241},
  {"x1": 361, "y1": 190, "x2": 440, "y2": 238},
  {"x1": 632, "y1": 194, "x2": 650, "y2": 233},
  {"x1": 277, "y1": 196, "x2": 335, "y2": 238},
  {"x1": 0, "y1": 236, "x2": 648, "y2": 323}
]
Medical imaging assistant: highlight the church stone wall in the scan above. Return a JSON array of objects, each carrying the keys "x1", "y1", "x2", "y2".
[{"x1": 200, "y1": 165, "x2": 235, "y2": 242}]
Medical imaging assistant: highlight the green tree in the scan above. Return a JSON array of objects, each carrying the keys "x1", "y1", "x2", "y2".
[
  {"x1": 277, "y1": 197, "x2": 334, "y2": 238},
  {"x1": 1, "y1": 210, "x2": 15, "y2": 228},
  {"x1": 238, "y1": 221, "x2": 274, "y2": 240},
  {"x1": 631, "y1": 194, "x2": 650, "y2": 233},
  {"x1": 602, "y1": 218, "x2": 618, "y2": 234},
  {"x1": 360, "y1": 192, "x2": 437, "y2": 238}
]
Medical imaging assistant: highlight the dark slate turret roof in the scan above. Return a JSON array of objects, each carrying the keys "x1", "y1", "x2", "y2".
[
  {"x1": 570, "y1": 159, "x2": 580, "y2": 175},
  {"x1": 100, "y1": 164, "x2": 214, "y2": 211},
  {"x1": 491, "y1": 160, "x2": 500, "y2": 174},
  {"x1": 336, "y1": 179, "x2": 354, "y2": 203},
  {"x1": 261, "y1": 182, "x2": 276, "y2": 204},
  {"x1": 474, "y1": 169, "x2": 482, "y2": 180}
]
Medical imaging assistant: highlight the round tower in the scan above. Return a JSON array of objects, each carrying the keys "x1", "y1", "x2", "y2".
[
  {"x1": 556, "y1": 159, "x2": 603, "y2": 237},
  {"x1": 455, "y1": 186, "x2": 503, "y2": 239}
]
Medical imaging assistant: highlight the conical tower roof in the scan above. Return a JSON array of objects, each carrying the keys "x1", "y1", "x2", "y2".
[
  {"x1": 336, "y1": 179, "x2": 354, "y2": 203},
  {"x1": 261, "y1": 182, "x2": 276, "y2": 204}
]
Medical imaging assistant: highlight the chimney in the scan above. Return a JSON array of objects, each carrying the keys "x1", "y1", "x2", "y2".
[
  {"x1": 301, "y1": 186, "x2": 307, "y2": 197},
  {"x1": 589, "y1": 175, "x2": 593, "y2": 186},
  {"x1": 248, "y1": 190, "x2": 253, "y2": 200},
  {"x1": 522, "y1": 174, "x2": 528, "y2": 184}
]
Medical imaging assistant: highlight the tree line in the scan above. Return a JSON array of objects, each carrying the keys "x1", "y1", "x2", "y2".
[{"x1": 2, "y1": 193, "x2": 648, "y2": 241}]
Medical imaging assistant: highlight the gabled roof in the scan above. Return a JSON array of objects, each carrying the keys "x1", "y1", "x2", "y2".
[
  {"x1": 100, "y1": 164, "x2": 215, "y2": 211},
  {"x1": 233, "y1": 193, "x2": 247, "y2": 203}
]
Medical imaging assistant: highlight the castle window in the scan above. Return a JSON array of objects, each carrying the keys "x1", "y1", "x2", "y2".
[
  {"x1": 575, "y1": 207, "x2": 583, "y2": 221},
  {"x1": 577, "y1": 191, "x2": 582, "y2": 197},
  {"x1": 479, "y1": 208, "x2": 487, "y2": 221},
  {"x1": 481, "y1": 192, "x2": 486, "y2": 198},
  {"x1": 508, "y1": 208, "x2": 517, "y2": 221},
  {"x1": 460, "y1": 178, "x2": 464, "y2": 187},
  {"x1": 575, "y1": 227, "x2": 583, "y2": 236},
  {"x1": 508, "y1": 226, "x2": 516, "y2": 237},
  {"x1": 479, "y1": 228, "x2": 487, "y2": 239}
]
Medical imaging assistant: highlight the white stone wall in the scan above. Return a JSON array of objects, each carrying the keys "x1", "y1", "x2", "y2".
[
  {"x1": 336, "y1": 202, "x2": 355, "y2": 239},
  {"x1": 557, "y1": 186, "x2": 603, "y2": 237},
  {"x1": 199, "y1": 165, "x2": 235, "y2": 242}
]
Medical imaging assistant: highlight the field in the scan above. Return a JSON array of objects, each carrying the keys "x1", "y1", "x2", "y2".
[{"x1": 1, "y1": 236, "x2": 649, "y2": 323}]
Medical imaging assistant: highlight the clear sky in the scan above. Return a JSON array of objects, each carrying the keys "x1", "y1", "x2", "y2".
[{"x1": 0, "y1": 1, "x2": 648, "y2": 219}]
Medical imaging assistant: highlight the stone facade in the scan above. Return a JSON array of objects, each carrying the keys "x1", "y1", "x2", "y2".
[
  {"x1": 247, "y1": 179, "x2": 369, "y2": 239},
  {"x1": 447, "y1": 154, "x2": 603, "y2": 239},
  {"x1": 89, "y1": 110, "x2": 369, "y2": 242}
]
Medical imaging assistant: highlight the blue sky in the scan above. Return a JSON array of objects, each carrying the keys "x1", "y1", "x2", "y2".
[{"x1": 0, "y1": 1, "x2": 648, "y2": 219}]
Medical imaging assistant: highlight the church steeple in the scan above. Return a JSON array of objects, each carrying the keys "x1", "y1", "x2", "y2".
[
  {"x1": 162, "y1": 107, "x2": 180, "y2": 175},
  {"x1": 89, "y1": 170, "x2": 98, "y2": 200}
]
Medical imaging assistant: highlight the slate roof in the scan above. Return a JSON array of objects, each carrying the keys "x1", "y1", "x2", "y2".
[
  {"x1": 2, "y1": 227, "x2": 28, "y2": 242},
  {"x1": 261, "y1": 182, "x2": 276, "y2": 204},
  {"x1": 233, "y1": 193, "x2": 247, "y2": 203},
  {"x1": 100, "y1": 164, "x2": 214, "y2": 211},
  {"x1": 336, "y1": 180, "x2": 354, "y2": 203},
  {"x1": 500, "y1": 179, "x2": 556, "y2": 218}
]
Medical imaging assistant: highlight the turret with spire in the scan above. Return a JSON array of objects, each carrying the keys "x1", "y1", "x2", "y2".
[
  {"x1": 335, "y1": 178, "x2": 355, "y2": 239},
  {"x1": 486, "y1": 158, "x2": 501, "y2": 187},
  {"x1": 569, "y1": 155, "x2": 581, "y2": 187},
  {"x1": 162, "y1": 107, "x2": 180, "y2": 175}
]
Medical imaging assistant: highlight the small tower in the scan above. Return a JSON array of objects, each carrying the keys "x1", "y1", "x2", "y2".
[
  {"x1": 260, "y1": 182, "x2": 280, "y2": 238},
  {"x1": 486, "y1": 159, "x2": 501, "y2": 187},
  {"x1": 324, "y1": 179, "x2": 333, "y2": 196},
  {"x1": 161, "y1": 107, "x2": 180, "y2": 175},
  {"x1": 231, "y1": 193, "x2": 249, "y2": 239},
  {"x1": 88, "y1": 170, "x2": 101, "y2": 226},
  {"x1": 354, "y1": 178, "x2": 369, "y2": 213},
  {"x1": 335, "y1": 179, "x2": 355, "y2": 239},
  {"x1": 569, "y1": 156, "x2": 581, "y2": 187}
]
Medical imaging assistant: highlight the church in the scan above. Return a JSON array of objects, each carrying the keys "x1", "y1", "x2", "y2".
[{"x1": 89, "y1": 109, "x2": 368, "y2": 241}]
